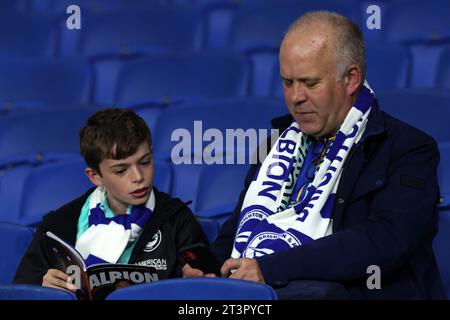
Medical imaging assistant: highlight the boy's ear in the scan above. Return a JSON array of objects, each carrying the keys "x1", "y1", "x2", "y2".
[{"x1": 85, "y1": 167, "x2": 102, "y2": 187}]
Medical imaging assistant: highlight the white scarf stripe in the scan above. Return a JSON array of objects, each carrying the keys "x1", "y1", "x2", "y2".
[{"x1": 75, "y1": 187, "x2": 155, "y2": 264}]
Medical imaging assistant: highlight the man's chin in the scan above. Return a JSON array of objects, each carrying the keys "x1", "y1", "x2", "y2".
[{"x1": 296, "y1": 123, "x2": 321, "y2": 137}]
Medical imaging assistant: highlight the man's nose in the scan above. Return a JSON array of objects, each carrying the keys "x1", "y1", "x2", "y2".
[{"x1": 290, "y1": 83, "x2": 307, "y2": 105}]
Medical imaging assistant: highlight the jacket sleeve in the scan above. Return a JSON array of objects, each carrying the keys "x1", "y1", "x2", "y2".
[
  {"x1": 172, "y1": 207, "x2": 209, "y2": 277},
  {"x1": 257, "y1": 137, "x2": 441, "y2": 286},
  {"x1": 13, "y1": 220, "x2": 54, "y2": 285}
]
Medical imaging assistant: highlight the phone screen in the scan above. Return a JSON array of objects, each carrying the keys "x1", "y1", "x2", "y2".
[{"x1": 179, "y1": 243, "x2": 222, "y2": 277}]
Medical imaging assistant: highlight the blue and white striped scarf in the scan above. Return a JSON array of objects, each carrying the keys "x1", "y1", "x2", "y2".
[
  {"x1": 231, "y1": 85, "x2": 375, "y2": 259},
  {"x1": 75, "y1": 187, "x2": 155, "y2": 266}
]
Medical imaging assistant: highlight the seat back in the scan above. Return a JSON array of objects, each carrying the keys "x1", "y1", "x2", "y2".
[
  {"x1": 114, "y1": 52, "x2": 248, "y2": 108},
  {"x1": 376, "y1": 89, "x2": 450, "y2": 143},
  {"x1": 106, "y1": 277, "x2": 277, "y2": 300},
  {"x1": 0, "y1": 58, "x2": 92, "y2": 108},
  {"x1": 0, "y1": 284, "x2": 76, "y2": 300},
  {"x1": 433, "y1": 209, "x2": 450, "y2": 299},
  {"x1": 436, "y1": 46, "x2": 450, "y2": 89},
  {"x1": 196, "y1": 164, "x2": 249, "y2": 219},
  {"x1": 0, "y1": 222, "x2": 34, "y2": 284},
  {"x1": 0, "y1": 108, "x2": 94, "y2": 162},
  {"x1": 197, "y1": 217, "x2": 220, "y2": 243},
  {"x1": 439, "y1": 144, "x2": 450, "y2": 208},
  {"x1": 19, "y1": 158, "x2": 92, "y2": 226},
  {"x1": 0, "y1": 13, "x2": 55, "y2": 58}
]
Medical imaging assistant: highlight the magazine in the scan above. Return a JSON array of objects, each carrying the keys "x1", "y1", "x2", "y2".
[{"x1": 43, "y1": 231, "x2": 158, "y2": 300}]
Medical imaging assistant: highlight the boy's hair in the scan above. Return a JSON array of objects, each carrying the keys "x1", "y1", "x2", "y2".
[{"x1": 79, "y1": 108, "x2": 151, "y2": 174}]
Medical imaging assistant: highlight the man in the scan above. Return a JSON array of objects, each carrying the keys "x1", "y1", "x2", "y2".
[{"x1": 184, "y1": 11, "x2": 446, "y2": 299}]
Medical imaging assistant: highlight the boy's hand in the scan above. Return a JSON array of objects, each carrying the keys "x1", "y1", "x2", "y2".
[
  {"x1": 42, "y1": 269, "x2": 77, "y2": 292},
  {"x1": 182, "y1": 263, "x2": 217, "y2": 278}
]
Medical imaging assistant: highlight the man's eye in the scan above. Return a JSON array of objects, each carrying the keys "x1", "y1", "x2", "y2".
[
  {"x1": 305, "y1": 81, "x2": 318, "y2": 88},
  {"x1": 283, "y1": 79, "x2": 293, "y2": 87}
]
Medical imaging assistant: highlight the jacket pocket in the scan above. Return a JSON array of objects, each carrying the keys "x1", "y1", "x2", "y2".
[{"x1": 348, "y1": 172, "x2": 386, "y2": 204}]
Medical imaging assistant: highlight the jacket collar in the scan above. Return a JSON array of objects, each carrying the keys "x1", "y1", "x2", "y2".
[{"x1": 271, "y1": 98, "x2": 387, "y2": 145}]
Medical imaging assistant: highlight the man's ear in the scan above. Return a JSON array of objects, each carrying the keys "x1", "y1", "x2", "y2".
[
  {"x1": 85, "y1": 167, "x2": 102, "y2": 187},
  {"x1": 344, "y1": 64, "x2": 362, "y2": 96}
]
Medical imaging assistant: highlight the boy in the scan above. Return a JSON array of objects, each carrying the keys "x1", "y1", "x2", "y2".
[{"x1": 14, "y1": 108, "x2": 207, "y2": 292}]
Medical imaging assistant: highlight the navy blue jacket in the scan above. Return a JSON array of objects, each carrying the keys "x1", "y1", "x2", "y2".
[{"x1": 212, "y1": 101, "x2": 446, "y2": 299}]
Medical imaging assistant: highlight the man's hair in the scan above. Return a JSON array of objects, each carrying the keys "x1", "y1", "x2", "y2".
[
  {"x1": 79, "y1": 108, "x2": 151, "y2": 174},
  {"x1": 284, "y1": 11, "x2": 366, "y2": 81}
]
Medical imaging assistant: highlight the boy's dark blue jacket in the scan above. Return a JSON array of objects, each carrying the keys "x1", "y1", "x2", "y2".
[{"x1": 212, "y1": 101, "x2": 447, "y2": 299}]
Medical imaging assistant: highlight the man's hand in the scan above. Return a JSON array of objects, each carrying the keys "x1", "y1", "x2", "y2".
[
  {"x1": 220, "y1": 258, "x2": 265, "y2": 284},
  {"x1": 182, "y1": 264, "x2": 217, "y2": 278},
  {"x1": 42, "y1": 269, "x2": 77, "y2": 292}
]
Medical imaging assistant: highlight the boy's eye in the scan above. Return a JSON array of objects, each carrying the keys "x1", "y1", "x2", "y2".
[
  {"x1": 140, "y1": 159, "x2": 151, "y2": 166},
  {"x1": 114, "y1": 169, "x2": 126, "y2": 175}
]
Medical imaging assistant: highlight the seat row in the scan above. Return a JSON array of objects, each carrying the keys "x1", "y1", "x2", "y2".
[
  {"x1": 4, "y1": 48, "x2": 450, "y2": 111},
  {"x1": 2, "y1": 1, "x2": 450, "y2": 107},
  {"x1": 1, "y1": 90, "x2": 450, "y2": 166}
]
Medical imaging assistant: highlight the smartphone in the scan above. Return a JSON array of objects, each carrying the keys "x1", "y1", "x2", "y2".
[{"x1": 178, "y1": 243, "x2": 222, "y2": 277}]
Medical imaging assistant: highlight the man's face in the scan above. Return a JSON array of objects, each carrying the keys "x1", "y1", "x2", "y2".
[
  {"x1": 279, "y1": 30, "x2": 352, "y2": 139},
  {"x1": 88, "y1": 142, "x2": 154, "y2": 214}
]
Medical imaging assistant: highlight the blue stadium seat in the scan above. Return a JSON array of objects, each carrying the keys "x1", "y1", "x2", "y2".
[
  {"x1": 79, "y1": 9, "x2": 199, "y2": 57},
  {"x1": 0, "y1": 58, "x2": 92, "y2": 109},
  {"x1": 19, "y1": 157, "x2": 92, "y2": 227},
  {"x1": 0, "y1": 13, "x2": 55, "y2": 58},
  {"x1": 152, "y1": 98, "x2": 284, "y2": 209},
  {"x1": 384, "y1": 1, "x2": 450, "y2": 88},
  {"x1": 106, "y1": 277, "x2": 277, "y2": 300},
  {"x1": 76, "y1": 9, "x2": 200, "y2": 105},
  {"x1": 134, "y1": 107, "x2": 162, "y2": 139},
  {"x1": 31, "y1": 0, "x2": 161, "y2": 14},
  {"x1": 196, "y1": 164, "x2": 249, "y2": 222},
  {"x1": 439, "y1": 143, "x2": 450, "y2": 208},
  {"x1": 153, "y1": 160, "x2": 173, "y2": 194},
  {"x1": 200, "y1": 0, "x2": 239, "y2": 49},
  {"x1": 114, "y1": 51, "x2": 248, "y2": 108},
  {"x1": 0, "y1": 284, "x2": 76, "y2": 300},
  {"x1": 0, "y1": 0, "x2": 28, "y2": 13},
  {"x1": 385, "y1": 0, "x2": 450, "y2": 44},
  {"x1": 376, "y1": 89, "x2": 450, "y2": 143},
  {"x1": 0, "y1": 222, "x2": 34, "y2": 284},
  {"x1": 0, "y1": 158, "x2": 78, "y2": 225},
  {"x1": 436, "y1": 46, "x2": 450, "y2": 89},
  {"x1": 0, "y1": 165, "x2": 34, "y2": 224},
  {"x1": 0, "y1": 108, "x2": 95, "y2": 163},
  {"x1": 197, "y1": 217, "x2": 220, "y2": 243},
  {"x1": 433, "y1": 209, "x2": 450, "y2": 299},
  {"x1": 365, "y1": 44, "x2": 410, "y2": 91}
]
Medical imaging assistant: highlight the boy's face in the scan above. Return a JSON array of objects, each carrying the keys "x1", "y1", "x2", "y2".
[{"x1": 86, "y1": 142, "x2": 154, "y2": 215}]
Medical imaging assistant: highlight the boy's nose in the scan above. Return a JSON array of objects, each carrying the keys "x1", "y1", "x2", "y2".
[{"x1": 131, "y1": 168, "x2": 144, "y2": 183}]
